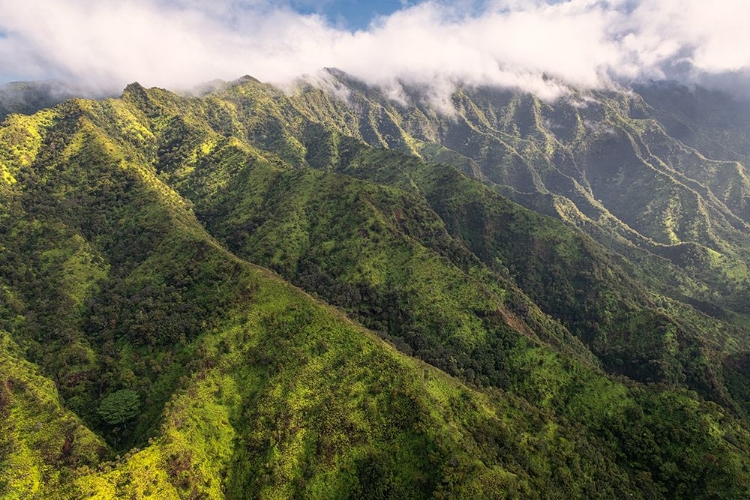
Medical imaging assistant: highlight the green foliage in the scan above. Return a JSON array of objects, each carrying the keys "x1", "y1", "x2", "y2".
[
  {"x1": 98, "y1": 389, "x2": 140, "y2": 425},
  {"x1": 0, "y1": 330, "x2": 106, "y2": 496},
  {"x1": 3, "y1": 75, "x2": 750, "y2": 499}
]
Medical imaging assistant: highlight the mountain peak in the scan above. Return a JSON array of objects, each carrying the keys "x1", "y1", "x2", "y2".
[{"x1": 122, "y1": 81, "x2": 147, "y2": 98}]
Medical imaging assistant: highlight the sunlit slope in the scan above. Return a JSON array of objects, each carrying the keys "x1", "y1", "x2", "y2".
[
  {"x1": 0, "y1": 94, "x2": 656, "y2": 499},
  {"x1": 108, "y1": 80, "x2": 750, "y2": 401},
  {"x1": 101, "y1": 82, "x2": 750, "y2": 495},
  {"x1": 2, "y1": 80, "x2": 750, "y2": 498},
  {"x1": 248, "y1": 73, "x2": 750, "y2": 317}
]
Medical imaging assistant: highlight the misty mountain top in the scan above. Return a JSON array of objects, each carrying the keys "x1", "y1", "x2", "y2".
[{"x1": 5, "y1": 68, "x2": 750, "y2": 131}]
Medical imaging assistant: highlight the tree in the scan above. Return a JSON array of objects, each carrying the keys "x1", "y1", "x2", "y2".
[{"x1": 97, "y1": 389, "x2": 140, "y2": 426}]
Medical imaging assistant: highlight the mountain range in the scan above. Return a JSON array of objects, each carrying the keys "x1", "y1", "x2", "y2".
[{"x1": 3, "y1": 71, "x2": 750, "y2": 498}]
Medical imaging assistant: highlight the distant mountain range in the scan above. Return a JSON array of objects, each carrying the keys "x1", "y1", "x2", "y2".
[
  {"x1": 3, "y1": 72, "x2": 750, "y2": 498},
  {"x1": 0, "y1": 80, "x2": 114, "y2": 121}
]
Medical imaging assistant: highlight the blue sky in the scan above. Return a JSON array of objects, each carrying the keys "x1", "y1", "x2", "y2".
[{"x1": 292, "y1": 0, "x2": 413, "y2": 30}]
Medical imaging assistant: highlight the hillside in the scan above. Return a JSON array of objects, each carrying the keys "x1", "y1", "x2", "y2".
[
  {"x1": 272, "y1": 72, "x2": 750, "y2": 317},
  {"x1": 2, "y1": 75, "x2": 750, "y2": 498}
]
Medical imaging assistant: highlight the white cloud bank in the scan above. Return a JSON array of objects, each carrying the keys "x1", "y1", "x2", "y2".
[{"x1": 1, "y1": 0, "x2": 750, "y2": 99}]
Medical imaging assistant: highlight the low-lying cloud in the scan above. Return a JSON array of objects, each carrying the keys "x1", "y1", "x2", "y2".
[{"x1": 2, "y1": 0, "x2": 750, "y2": 100}]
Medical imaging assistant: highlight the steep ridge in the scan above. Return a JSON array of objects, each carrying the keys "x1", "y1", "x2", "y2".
[
  {"x1": 0, "y1": 93, "x2": 655, "y2": 498},
  {"x1": 131, "y1": 75, "x2": 750, "y2": 390},
  {"x1": 635, "y1": 82, "x2": 750, "y2": 170},
  {"x1": 2, "y1": 78, "x2": 750, "y2": 498},
  {"x1": 102, "y1": 81, "x2": 736, "y2": 395},
  {"x1": 333, "y1": 149, "x2": 748, "y2": 392},
  {"x1": 85, "y1": 82, "x2": 750, "y2": 493},
  {"x1": 255, "y1": 72, "x2": 750, "y2": 318}
]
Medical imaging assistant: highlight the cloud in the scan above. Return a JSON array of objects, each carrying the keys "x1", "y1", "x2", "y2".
[{"x1": 1, "y1": 0, "x2": 749, "y2": 101}]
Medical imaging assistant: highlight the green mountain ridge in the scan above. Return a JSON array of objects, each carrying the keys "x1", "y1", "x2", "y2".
[
  {"x1": 2, "y1": 74, "x2": 750, "y2": 498},
  {"x1": 275, "y1": 73, "x2": 750, "y2": 310}
]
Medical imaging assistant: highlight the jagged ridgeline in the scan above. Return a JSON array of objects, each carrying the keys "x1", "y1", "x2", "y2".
[{"x1": 2, "y1": 73, "x2": 750, "y2": 499}]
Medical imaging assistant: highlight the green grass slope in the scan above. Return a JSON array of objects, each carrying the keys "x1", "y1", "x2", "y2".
[
  {"x1": 258, "y1": 74, "x2": 750, "y2": 320},
  {"x1": 333, "y1": 148, "x2": 749, "y2": 397},
  {"x1": 0, "y1": 91, "x2": 688, "y2": 499},
  {"x1": 48, "y1": 81, "x2": 750, "y2": 496},
  {"x1": 3, "y1": 79, "x2": 750, "y2": 498}
]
